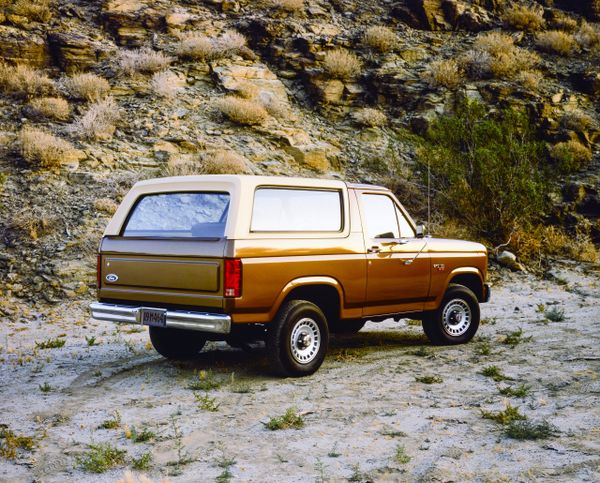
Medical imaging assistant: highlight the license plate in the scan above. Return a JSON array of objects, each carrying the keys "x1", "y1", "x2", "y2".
[{"x1": 138, "y1": 308, "x2": 167, "y2": 328}]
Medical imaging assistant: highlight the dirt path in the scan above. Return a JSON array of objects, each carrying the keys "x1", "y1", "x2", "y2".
[{"x1": 1, "y1": 263, "x2": 599, "y2": 482}]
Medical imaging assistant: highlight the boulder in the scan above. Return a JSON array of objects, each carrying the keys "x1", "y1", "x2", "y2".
[
  {"x1": 496, "y1": 250, "x2": 525, "y2": 271},
  {"x1": 212, "y1": 62, "x2": 289, "y2": 101},
  {"x1": 571, "y1": 70, "x2": 600, "y2": 98},
  {"x1": 0, "y1": 26, "x2": 50, "y2": 67},
  {"x1": 47, "y1": 32, "x2": 107, "y2": 73},
  {"x1": 101, "y1": 0, "x2": 165, "y2": 47}
]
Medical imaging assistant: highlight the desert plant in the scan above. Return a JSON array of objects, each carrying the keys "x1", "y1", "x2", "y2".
[
  {"x1": 363, "y1": 26, "x2": 400, "y2": 53},
  {"x1": 322, "y1": 49, "x2": 362, "y2": 80},
  {"x1": 39, "y1": 382, "x2": 52, "y2": 393},
  {"x1": 35, "y1": 337, "x2": 66, "y2": 349},
  {"x1": 213, "y1": 30, "x2": 247, "y2": 56},
  {"x1": 203, "y1": 150, "x2": 250, "y2": 174},
  {"x1": 536, "y1": 31, "x2": 578, "y2": 55},
  {"x1": 549, "y1": 140, "x2": 592, "y2": 172},
  {"x1": 481, "y1": 403, "x2": 526, "y2": 425},
  {"x1": 544, "y1": 306, "x2": 565, "y2": 322},
  {"x1": 0, "y1": 63, "x2": 55, "y2": 98},
  {"x1": 499, "y1": 384, "x2": 530, "y2": 398},
  {"x1": 417, "y1": 101, "x2": 546, "y2": 242},
  {"x1": 394, "y1": 445, "x2": 410, "y2": 464},
  {"x1": 77, "y1": 443, "x2": 126, "y2": 473},
  {"x1": 549, "y1": 12, "x2": 578, "y2": 32},
  {"x1": 128, "y1": 426, "x2": 155, "y2": 443},
  {"x1": 131, "y1": 452, "x2": 152, "y2": 471},
  {"x1": 415, "y1": 375, "x2": 443, "y2": 384},
  {"x1": 474, "y1": 32, "x2": 515, "y2": 56},
  {"x1": 117, "y1": 47, "x2": 172, "y2": 76},
  {"x1": 353, "y1": 108, "x2": 387, "y2": 127},
  {"x1": 516, "y1": 70, "x2": 542, "y2": 90},
  {"x1": 502, "y1": 328, "x2": 532, "y2": 347},
  {"x1": 94, "y1": 198, "x2": 118, "y2": 214},
  {"x1": 85, "y1": 336, "x2": 97, "y2": 346},
  {"x1": 575, "y1": 22, "x2": 600, "y2": 51},
  {"x1": 505, "y1": 419, "x2": 557, "y2": 440},
  {"x1": 177, "y1": 33, "x2": 216, "y2": 60},
  {"x1": 481, "y1": 365, "x2": 511, "y2": 382},
  {"x1": 99, "y1": 411, "x2": 121, "y2": 429},
  {"x1": 504, "y1": 5, "x2": 545, "y2": 32},
  {"x1": 11, "y1": 210, "x2": 55, "y2": 239},
  {"x1": 63, "y1": 73, "x2": 110, "y2": 102},
  {"x1": 0, "y1": 427, "x2": 34, "y2": 460},
  {"x1": 264, "y1": 408, "x2": 304, "y2": 430},
  {"x1": 28, "y1": 97, "x2": 70, "y2": 121},
  {"x1": 215, "y1": 96, "x2": 268, "y2": 126},
  {"x1": 150, "y1": 70, "x2": 182, "y2": 99},
  {"x1": 561, "y1": 110, "x2": 595, "y2": 131},
  {"x1": 425, "y1": 59, "x2": 463, "y2": 89},
  {"x1": 71, "y1": 97, "x2": 120, "y2": 140},
  {"x1": 188, "y1": 370, "x2": 221, "y2": 391},
  {"x1": 19, "y1": 127, "x2": 79, "y2": 169},
  {"x1": 194, "y1": 392, "x2": 220, "y2": 412}
]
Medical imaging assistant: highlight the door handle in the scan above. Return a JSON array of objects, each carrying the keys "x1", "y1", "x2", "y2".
[
  {"x1": 367, "y1": 246, "x2": 380, "y2": 253},
  {"x1": 380, "y1": 239, "x2": 410, "y2": 246}
]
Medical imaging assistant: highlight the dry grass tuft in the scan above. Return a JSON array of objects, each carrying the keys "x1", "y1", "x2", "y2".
[
  {"x1": 64, "y1": 73, "x2": 110, "y2": 102},
  {"x1": 203, "y1": 150, "x2": 250, "y2": 174},
  {"x1": 561, "y1": 110, "x2": 596, "y2": 131},
  {"x1": 28, "y1": 97, "x2": 70, "y2": 121},
  {"x1": 549, "y1": 140, "x2": 592, "y2": 172},
  {"x1": 268, "y1": 0, "x2": 304, "y2": 12},
  {"x1": 516, "y1": 70, "x2": 543, "y2": 90},
  {"x1": 549, "y1": 12, "x2": 578, "y2": 32},
  {"x1": 260, "y1": 94, "x2": 291, "y2": 120},
  {"x1": 71, "y1": 97, "x2": 121, "y2": 140},
  {"x1": 0, "y1": 63, "x2": 55, "y2": 98},
  {"x1": 117, "y1": 48, "x2": 172, "y2": 76},
  {"x1": 363, "y1": 26, "x2": 400, "y2": 53},
  {"x1": 150, "y1": 70, "x2": 182, "y2": 99},
  {"x1": 11, "y1": 0, "x2": 52, "y2": 22},
  {"x1": 322, "y1": 49, "x2": 362, "y2": 80},
  {"x1": 425, "y1": 59, "x2": 463, "y2": 89},
  {"x1": 19, "y1": 127, "x2": 78, "y2": 169},
  {"x1": 536, "y1": 31, "x2": 578, "y2": 55},
  {"x1": 352, "y1": 107, "x2": 387, "y2": 127},
  {"x1": 504, "y1": 5, "x2": 545, "y2": 32},
  {"x1": 176, "y1": 30, "x2": 246, "y2": 61},
  {"x1": 474, "y1": 32, "x2": 515, "y2": 56},
  {"x1": 94, "y1": 198, "x2": 118, "y2": 215},
  {"x1": 215, "y1": 96, "x2": 268, "y2": 126},
  {"x1": 575, "y1": 22, "x2": 600, "y2": 53}
]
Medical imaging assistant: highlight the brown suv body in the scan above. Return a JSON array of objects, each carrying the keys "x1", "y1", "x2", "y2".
[{"x1": 91, "y1": 175, "x2": 489, "y2": 375}]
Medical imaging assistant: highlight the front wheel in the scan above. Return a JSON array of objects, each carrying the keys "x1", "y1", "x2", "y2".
[
  {"x1": 266, "y1": 300, "x2": 329, "y2": 377},
  {"x1": 422, "y1": 284, "x2": 480, "y2": 345},
  {"x1": 149, "y1": 326, "x2": 207, "y2": 360}
]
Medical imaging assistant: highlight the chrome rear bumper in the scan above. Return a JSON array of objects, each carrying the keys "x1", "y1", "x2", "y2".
[{"x1": 89, "y1": 302, "x2": 231, "y2": 334}]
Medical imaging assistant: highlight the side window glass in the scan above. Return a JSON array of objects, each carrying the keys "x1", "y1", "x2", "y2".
[
  {"x1": 361, "y1": 194, "x2": 399, "y2": 239},
  {"x1": 396, "y1": 206, "x2": 415, "y2": 238}
]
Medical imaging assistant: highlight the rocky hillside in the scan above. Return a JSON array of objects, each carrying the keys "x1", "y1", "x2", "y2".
[{"x1": 0, "y1": 0, "x2": 599, "y2": 310}]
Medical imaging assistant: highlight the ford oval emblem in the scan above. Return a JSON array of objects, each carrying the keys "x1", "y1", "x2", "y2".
[{"x1": 105, "y1": 273, "x2": 119, "y2": 283}]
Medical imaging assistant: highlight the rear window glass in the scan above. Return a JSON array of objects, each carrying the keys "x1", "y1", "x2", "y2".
[
  {"x1": 251, "y1": 188, "x2": 342, "y2": 232},
  {"x1": 122, "y1": 192, "x2": 229, "y2": 238}
]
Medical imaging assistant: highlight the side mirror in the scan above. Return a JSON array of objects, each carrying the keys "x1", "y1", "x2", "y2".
[{"x1": 416, "y1": 224, "x2": 426, "y2": 238}]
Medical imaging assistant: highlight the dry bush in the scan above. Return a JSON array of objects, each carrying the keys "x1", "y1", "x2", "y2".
[
  {"x1": 28, "y1": 97, "x2": 70, "y2": 121},
  {"x1": 234, "y1": 82, "x2": 259, "y2": 99},
  {"x1": 536, "y1": 31, "x2": 578, "y2": 55},
  {"x1": 504, "y1": 5, "x2": 545, "y2": 32},
  {"x1": 12, "y1": 209, "x2": 55, "y2": 240},
  {"x1": 94, "y1": 198, "x2": 118, "y2": 215},
  {"x1": 150, "y1": 70, "x2": 182, "y2": 99},
  {"x1": 117, "y1": 48, "x2": 172, "y2": 76},
  {"x1": 363, "y1": 26, "x2": 400, "y2": 53},
  {"x1": 322, "y1": 49, "x2": 362, "y2": 80},
  {"x1": 71, "y1": 97, "x2": 120, "y2": 140},
  {"x1": 64, "y1": 73, "x2": 110, "y2": 102},
  {"x1": 203, "y1": 150, "x2": 250, "y2": 174},
  {"x1": 575, "y1": 22, "x2": 600, "y2": 52},
  {"x1": 11, "y1": 0, "x2": 52, "y2": 22},
  {"x1": 561, "y1": 110, "x2": 595, "y2": 131},
  {"x1": 163, "y1": 158, "x2": 202, "y2": 177},
  {"x1": 516, "y1": 70, "x2": 542, "y2": 90},
  {"x1": 474, "y1": 32, "x2": 515, "y2": 56},
  {"x1": 176, "y1": 30, "x2": 246, "y2": 61},
  {"x1": 353, "y1": 108, "x2": 387, "y2": 127},
  {"x1": 490, "y1": 48, "x2": 539, "y2": 78},
  {"x1": 260, "y1": 94, "x2": 291, "y2": 120},
  {"x1": 0, "y1": 63, "x2": 54, "y2": 98},
  {"x1": 549, "y1": 140, "x2": 592, "y2": 172},
  {"x1": 425, "y1": 59, "x2": 463, "y2": 89},
  {"x1": 215, "y1": 96, "x2": 268, "y2": 126},
  {"x1": 549, "y1": 12, "x2": 578, "y2": 32},
  {"x1": 268, "y1": 0, "x2": 304, "y2": 12},
  {"x1": 19, "y1": 127, "x2": 78, "y2": 169}
]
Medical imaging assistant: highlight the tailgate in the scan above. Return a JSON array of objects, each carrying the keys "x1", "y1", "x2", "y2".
[{"x1": 98, "y1": 238, "x2": 226, "y2": 308}]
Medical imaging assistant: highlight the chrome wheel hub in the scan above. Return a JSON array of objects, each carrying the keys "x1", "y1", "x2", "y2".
[
  {"x1": 290, "y1": 317, "x2": 321, "y2": 364},
  {"x1": 442, "y1": 299, "x2": 471, "y2": 337}
]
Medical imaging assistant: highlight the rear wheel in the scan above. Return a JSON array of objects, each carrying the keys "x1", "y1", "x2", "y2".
[
  {"x1": 149, "y1": 326, "x2": 206, "y2": 360},
  {"x1": 422, "y1": 284, "x2": 480, "y2": 345},
  {"x1": 267, "y1": 299, "x2": 329, "y2": 377},
  {"x1": 329, "y1": 319, "x2": 366, "y2": 334}
]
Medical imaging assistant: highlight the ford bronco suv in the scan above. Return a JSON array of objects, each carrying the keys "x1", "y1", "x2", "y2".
[{"x1": 91, "y1": 175, "x2": 490, "y2": 376}]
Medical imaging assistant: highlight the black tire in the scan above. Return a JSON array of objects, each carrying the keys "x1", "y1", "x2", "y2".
[
  {"x1": 149, "y1": 326, "x2": 207, "y2": 360},
  {"x1": 422, "y1": 284, "x2": 480, "y2": 345},
  {"x1": 266, "y1": 299, "x2": 329, "y2": 377},
  {"x1": 329, "y1": 318, "x2": 366, "y2": 334}
]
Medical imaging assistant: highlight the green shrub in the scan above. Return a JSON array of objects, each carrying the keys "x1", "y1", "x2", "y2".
[
  {"x1": 264, "y1": 408, "x2": 304, "y2": 430},
  {"x1": 417, "y1": 101, "x2": 546, "y2": 242},
  {"x1": 76, "y1": 443, "x2": 126, "y2": 473}
]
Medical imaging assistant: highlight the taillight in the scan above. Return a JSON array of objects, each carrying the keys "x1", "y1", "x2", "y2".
[
  {"x1": 97, "y1": 254, "x2": 102, "y2": 289},
  {"x1": 224, "y1": 258, "x2": 242, "y2": 298}
]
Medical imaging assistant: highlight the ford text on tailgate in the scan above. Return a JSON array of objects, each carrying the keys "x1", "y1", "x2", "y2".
[{"x1": 91, "y1": 175, "x2": 490, "y2": 377}]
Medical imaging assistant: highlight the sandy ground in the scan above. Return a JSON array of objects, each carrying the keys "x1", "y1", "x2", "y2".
[{"x1": 1, "y1": 263, "x2": 599, "y2": 483}]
